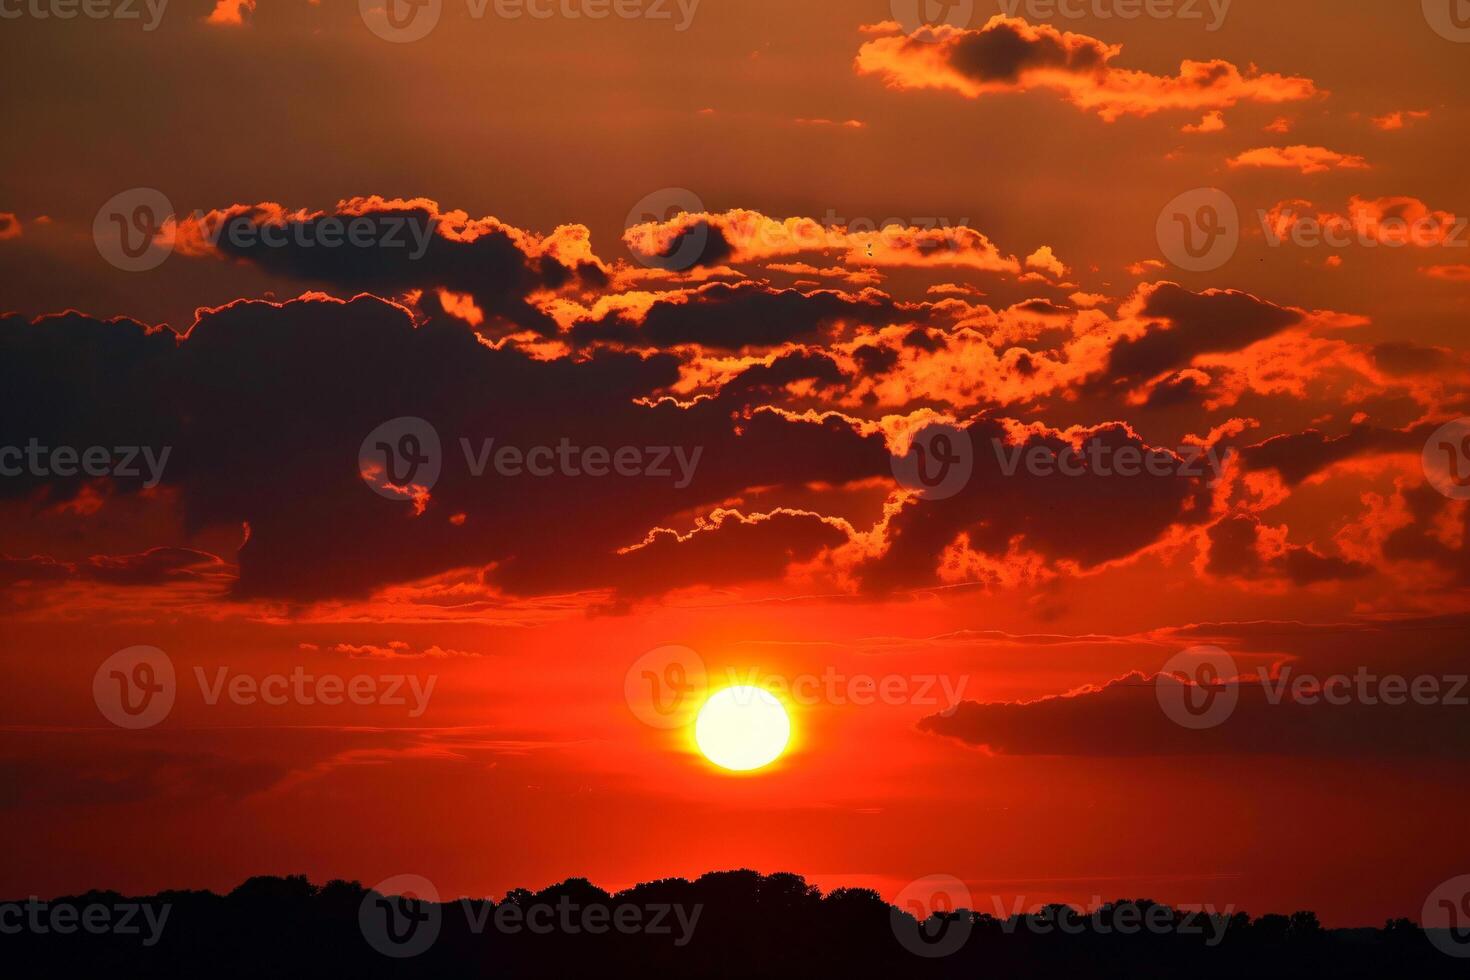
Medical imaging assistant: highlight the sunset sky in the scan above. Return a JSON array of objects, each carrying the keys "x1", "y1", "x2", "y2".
[{"x1": 2, "y1": 0, "x2": 1469, "y2": 930}]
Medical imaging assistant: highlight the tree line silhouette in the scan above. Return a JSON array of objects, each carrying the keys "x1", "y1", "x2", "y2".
[{"x1": 3, "y1": 870, "x2": 1463, "y2": 978}]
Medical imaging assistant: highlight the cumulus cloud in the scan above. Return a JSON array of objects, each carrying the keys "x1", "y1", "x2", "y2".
[
  {"x1": 855, "y1": 16, "x2": 1317, "y2": 121},
  {"x1": 204, "y1": 0, "x2": 256, "y2": 25},
  {"x1": 1370, "y1": 109, "x2": 1429, "y2": 131},
  {"x1": 1182, "y1": 110, "x2": 1226, "y2": 134},
  {"x1": 622, "y1": 208, "x2": 1021, "y2": 275},
  {"x1": 5, "y1": 182, "x2": 1450, "y2": 611},
  {"x1": 1024, "y1": 245, "x2": 1068, "y2": 278},
  {"x1": 1261, "y1": 196, "x2": 1465, "y2": 247},
  {"x1": 1228, "y1": 145, "x2": 1369, "y2": 174}
]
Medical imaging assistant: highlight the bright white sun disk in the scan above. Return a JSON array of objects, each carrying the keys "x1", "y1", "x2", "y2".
[{"x1": 694, "y1": 686, "x2": 791, "y2": 772}]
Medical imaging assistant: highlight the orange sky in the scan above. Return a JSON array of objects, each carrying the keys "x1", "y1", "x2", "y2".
[{"x1": 2, "y1": 0, "x2": 1469, "y2": 928}]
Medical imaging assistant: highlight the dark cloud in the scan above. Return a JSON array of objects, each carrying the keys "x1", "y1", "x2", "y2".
[
  {"x1": 198, "y1": 201, "x2": 607, "y2": 336},
  {"x1": 850, "y1": 343, "x2": 899, "y2": 375},
  {"x1": 0, "y1": 312, "x2": 181, "y2": 505},
  {"x1": 1142, "y1": 370, "x2": 1210, "y2": 409},
  {"x1": 947, "y1": 17, "x2": 1112, "y2": 83},
  {"x1": 609, "y1": 510, "x2": 849, "y2": 598},
  {"x1": 1105, "y1": 283, "x2": 1301, "y2": 386},
  {"x1": 1012, "y1": 298, "x2": 1070, "y2": 316},
  {"x1": 920, "y1": 671, "x2": 1470, "y2": 757},
  {"x1": 637, "y1": 219, "x2": 735, "y2": 271},
  {"x1": 1162, "y1": 614, "x2": 1470, "y2": 682},
  {"x1": 859, "y1": 418, "x2": 1216, "y2": 592},
  {"x1": 902, "y1": 327, "x2": 944, "y2": 352},
  {"x1": 571, "y1": 282, "x2": 900, "y2": 351},
  {"x1": 719, "y1": 349, "x2": 848, "y2": 398},
  {"x1": 2, "y1": 297, "x2": 889, "y2": 602},
  {"x1": 1370, "y1": 341, "x2": 1453, "y2": 377},
  {"x1": 1205, "y1": 515, "x2": 1370, "y2": 586},
  {"x1": 1240, "y1": 422, "x2": 1437, "y2": 485},
  {"x1": 0, "y1": 747, "x2": 285, "y2": 809},
  {"x1": 1383, "y1": 484, "x2": 1470, "y2": 584}
]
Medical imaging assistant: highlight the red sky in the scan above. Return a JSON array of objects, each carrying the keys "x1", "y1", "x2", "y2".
[{"x1": 2, "y1": 0, "x2": 1469, "y2": 928}]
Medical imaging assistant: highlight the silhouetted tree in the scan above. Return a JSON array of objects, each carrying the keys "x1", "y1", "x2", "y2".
[{"x1": 3, "y1": 871, "x2": 1463, "y2": 978}]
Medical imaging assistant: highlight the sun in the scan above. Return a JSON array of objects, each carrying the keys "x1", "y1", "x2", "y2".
[{"x1": 693, "y1": 686, "x2": 792, "y2": 772}]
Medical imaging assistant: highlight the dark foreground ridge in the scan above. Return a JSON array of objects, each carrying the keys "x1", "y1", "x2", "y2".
[{"x1": 3, "y1": 870, "x2": 1464, "y2": 978}]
